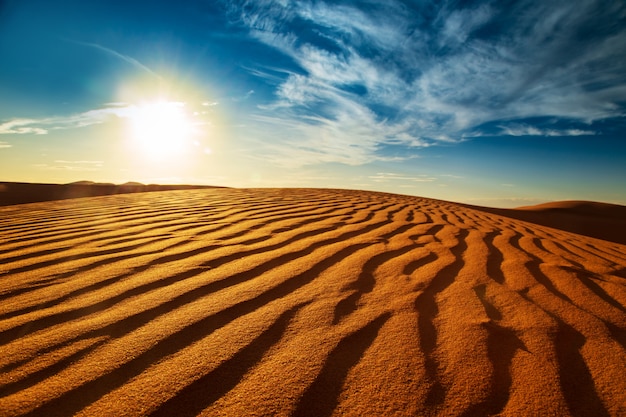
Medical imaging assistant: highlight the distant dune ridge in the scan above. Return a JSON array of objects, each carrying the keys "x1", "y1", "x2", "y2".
[
  {"x1": 0, "y1": 187, "x2": 625, "y2": 416},
  {"x1": 0, "y1": 181, "x2": 222, "y2": 206},
  {"x1": 464, "y1": 200, "x2": 626, "y2": 246}
]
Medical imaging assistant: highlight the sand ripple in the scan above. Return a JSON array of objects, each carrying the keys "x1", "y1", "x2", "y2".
[{"x1": 0, "y1": 188, "x2": 625, "y2": 416}]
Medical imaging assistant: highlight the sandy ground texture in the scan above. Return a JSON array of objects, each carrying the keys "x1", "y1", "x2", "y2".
[{"x1": 0, "y1": 188, "x2": 625, "y2": 416}]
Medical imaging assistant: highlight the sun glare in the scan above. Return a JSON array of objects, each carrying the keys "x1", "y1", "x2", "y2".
[{"x1": 128, "y1": 101, "x2": 192, "y2": 159}]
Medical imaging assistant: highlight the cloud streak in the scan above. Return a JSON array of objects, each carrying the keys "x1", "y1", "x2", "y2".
[
  {"x1": 496, "y1": 125, "x2": 596, "y2": 137},
  {"x1": 64, "y1": 39, "x2": 162, "y2": 80},
  {"x1": 228, "y1": 0, "x2": 626, "y2": 166},
  {"x1": 0, "y1": 119, "x2": 48, "y2": 135},
  {"x1": 0, "y1": 107, "x2": 133, "y2": 136},
  {"x1": 32, "y1": 162, "x2": 103, "y2": 172},
  {"x1": 0, "y1": 98, "x2": 215, "y2": 135},
  {"x1": 369, "y1": 173, "x2": 437, "y2": 183}
]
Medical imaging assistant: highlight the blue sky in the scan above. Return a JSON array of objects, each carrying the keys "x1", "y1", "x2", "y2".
[{"x1": 1, "y1": 0, "x2": 625, "y2": 207}]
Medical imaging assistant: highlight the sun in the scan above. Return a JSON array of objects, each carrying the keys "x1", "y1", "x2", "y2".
[{"x1": 128, "y1": 100, "x2": 193, "y2": 159}]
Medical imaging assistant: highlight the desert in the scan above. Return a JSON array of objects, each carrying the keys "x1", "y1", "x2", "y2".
[
  {"x1": 2, "y1": 0, "x2": 626, "y2": 415},
  {"x1": 0, "y1": 186, "x2": 625, "y2": 416}
]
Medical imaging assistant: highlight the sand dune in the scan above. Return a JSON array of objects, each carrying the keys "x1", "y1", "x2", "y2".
[
  {"x1": 0, "y1": 181, "x2": 222, "y2": 207},
  {"x1": 464, "y1": 200, "x2": 626, "y2": 246},
  {"x1": 0, "y1": 188, "x2": 625, "y2": 416}
]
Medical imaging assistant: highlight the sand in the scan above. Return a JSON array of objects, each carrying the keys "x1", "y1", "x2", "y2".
[
  {"x1": 0, "y1": 181, "x2": 221, "y2": 206},
  {"x1": 0, "y1": 187, "x2": 625, "y2": 416},
  {"x1": 463, "y1": 200, "x2": 626, "y2": 246}
]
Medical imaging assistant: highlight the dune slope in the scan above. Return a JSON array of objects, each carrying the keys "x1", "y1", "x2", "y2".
[
  {"x1": 0, "y1": 181, "x2": 222, "y2": 207},
  {"x1": 0, "y1": 188, "x2": 625, "y2": 416},
  {"x1": 466, "y1": 200, "x2": 626, "y2": 246}
]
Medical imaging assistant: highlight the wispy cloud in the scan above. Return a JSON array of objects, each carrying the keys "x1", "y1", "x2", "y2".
[
  {"x1": 0, "y1": 141, "x2": 12, "y2": 148},
  {"x1": 369, "y1": 173, "x2": 437, "y2": 183},
  {"x1": 64, "y1": 39, "x2": 161, "y2": 80},
  {"x1": 0, "y1": 107, "x2": 132, "y2": 135},
  {"x1": 464, "y1": 196, "x2": 548, "y2": 208},
  {"x1": 229, "y1": 0, "x2": 626, "y2": 166},
  {"x1": 32, "y1": 161, "x2": 103, "y2": 172},
  {"x1": 54, "y1": 160, "x2": 103, "y2": 165},
  {"x1": 467, "y1": 123, "x2": 597, "y2": 137},
  {"x1": 497, "y1": 125, "x2": 596, "y2": 137},
  {"x1": 0, "y1": 101, "x2": 212, "y2": 138},
  {"x1": 0, "y1": 119, "x2": 48, "y2": 135}
]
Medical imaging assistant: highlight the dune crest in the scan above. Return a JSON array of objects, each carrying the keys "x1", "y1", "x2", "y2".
[
  {"x1": 0, "y1": 181, "x2": 222, "y2": 207},
  {"x1": 461, "y1": 200, "x2": 626, "y2": 246},
  {"x1": 0, "y1": 188, "x2": 625, "y2": 416}
]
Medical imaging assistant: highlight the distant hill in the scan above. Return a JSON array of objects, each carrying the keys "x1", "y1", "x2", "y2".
[
  {"x1": 0, "y1": 181, "x2": 225, "y2": 206},
  {"x1": 465, "y1": 200, "x2": 626, "y2": 245}
]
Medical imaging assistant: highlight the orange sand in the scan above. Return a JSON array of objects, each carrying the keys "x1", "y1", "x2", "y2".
[{"x1": 0, "y1": 188, "x2": 625, "y2": 416}]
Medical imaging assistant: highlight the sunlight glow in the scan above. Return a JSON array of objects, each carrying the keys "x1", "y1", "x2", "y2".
[{"x1": 128, "y1": 101, "x2": 192, "y2": 159}]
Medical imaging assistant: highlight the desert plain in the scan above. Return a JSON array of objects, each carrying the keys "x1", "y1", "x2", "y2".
[{"x1": 0, "y1": 186, "x2": 625, "y2": 416}]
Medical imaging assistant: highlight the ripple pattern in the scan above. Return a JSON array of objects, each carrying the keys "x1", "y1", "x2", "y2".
[{"x1": 1, "y1": 188, "x2": 625, "y2": 416}]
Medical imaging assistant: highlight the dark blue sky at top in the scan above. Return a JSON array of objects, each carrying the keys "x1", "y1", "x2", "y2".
[{"x1": 0, "y1": 0, "x2": 625, "y2": 205}]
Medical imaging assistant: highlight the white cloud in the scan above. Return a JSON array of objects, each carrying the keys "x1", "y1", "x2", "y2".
[
  {"x1": 0, "y1": 108, "x2": 133, "y2": 137},
  {"x1": 439, "y1": 4, "x2": 493, "y2": 46},
  {"x1": 464, "y1": 196, "x2": 548, "y2": 208},
  {"x1": 0, "y1": 101, "x2": 209, "y2": 141},
  {"x1": 32, "y1": 162, "x2": 102, "y2": 172},
  {"x1": 297, "y1": 1, "x2": 407, "y2": 52},
  {"x1": 225, "y1": 0, "x2": 626, "y2": 167},
  {"x1": 54, "y1": 160, "x2": 104, "y2": 165},
  {"x1": 0, "y1": 119, "x2": 49, "y2": 135},
  {"x1": 249, "y1": 101, "x2": 429, "y2": 167},
  {"x1": 497, "y1": 125, "x2": 596, "y2": 137},
  {"x1": 369, "y1": 172, "x2": 437, "y2": 183},
  {"x1": 0, "y1": 141, "x2": 12, "y2": 148},
  {"x1": 239, "y1": 4, "x2": 430, "y2": 164},
  {"x1": 252, "y1": 7, "x2": 621, "y2": 104}
]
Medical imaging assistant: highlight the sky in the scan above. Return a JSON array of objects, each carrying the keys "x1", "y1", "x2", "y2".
[{"x1": 0, "y1": 0, "x2": 625, "y2": 207}]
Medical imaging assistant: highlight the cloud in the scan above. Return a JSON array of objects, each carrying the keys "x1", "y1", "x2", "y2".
[
  {"x1": 231, "y1": 90, "x2": 255, "y2": 102},
  {"x1": 0, "y1": 141, "x2": 12, "y2": 148},
  {"x1": 0, "y1": 107, "x2": 132, "y2": 136},
  {"x1": 439, "y1": 4, "x2": 493, "y2": 46},
  {"x1": 369, "y1": 172, "x2": 437, "y2": 183},
  {"x1": 32, "y1": 162, "x2": 103, "y2": 172},
  {"x1": 249, "y1": 86, "x2": 430, "y2": 167},
  {"x1": 54, "y1": 160, "x2": 103, "y2": 165},
  {"x1": 466, "y1": 123, "x2": 597, "y2": 137},
  {"x1": 0, "y1": 119, "x2": 48, "y2": 135},
  {"x1": 497, "y1": 125, "x2": 596, "y2": 137},
  {"x1": 229, "y1": 0, "x2": 626, "y2": 166},
  {"x1": 0, "y1": 101, "x2": 207, "y2": 138},
  {"x1": 64, "y1": 39, "x2": 161, "y2": 80},
  {"x1": 464, "y1": 196, "x2": 548, "y2": 208}
]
